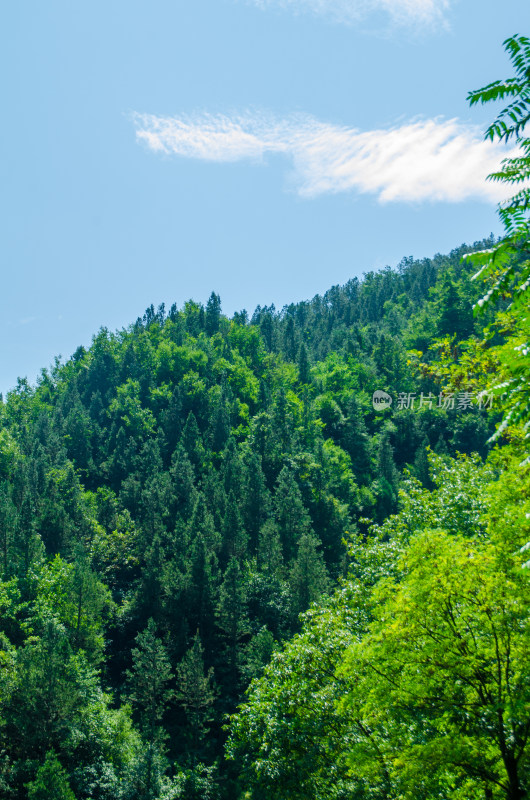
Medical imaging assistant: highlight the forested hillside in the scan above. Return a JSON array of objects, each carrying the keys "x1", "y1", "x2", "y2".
[
  {"x1": 228, "y1": 35, "x2": 530, "y2": 800},
  {"x1": 1, "y1": 33, "x2": 529, "y2": 800},
  {"x1": 0, "y1": 234, "x2": 503, "y2": 798}
]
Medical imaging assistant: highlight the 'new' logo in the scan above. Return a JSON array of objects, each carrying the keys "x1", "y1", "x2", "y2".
[{"x1": 372, "y1": 390, "x2": 392, "y2": 411}]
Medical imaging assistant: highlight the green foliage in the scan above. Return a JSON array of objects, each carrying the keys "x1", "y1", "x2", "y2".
[
  {"x1": 0, "y1": 193, "x2": 512, "y2": 796},
  {"x1": 175, "y1": 632, "x2": 216, "y2": 754},
  {"x1": 126, "y1": 619, "x2": 173, "y2": 739},
  {"x1": 289, "y1": 531, "x2": 329, "y2": 615},
  {"x1": 34, "y1": 552, "x2": 110, "y2": 662},
  {"x1": 0, "y1": 429, "x2": 17, "y2": 480},
  {"x1": 341, "y1": 528, "x2": 530, "y2": 799},
  {"x1": 466, "y1": 35, "x2": 530, "y2": 442},
  {"x1": 227, "y1": 584, "x2": 364, "y2": 800},
  {"x1": 229, "y1": 443, "x2": 530, "y2": 799},
  {"x1": 27, "y1": 751, "x2": 76, "y2": 800}
]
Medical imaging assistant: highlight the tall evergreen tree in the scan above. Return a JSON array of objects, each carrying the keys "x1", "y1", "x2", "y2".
[
  {"x1": 125, "y1": 618, "x2": 173, "y2": 741},
  {"x1": 205, "y1": 292, "x2": 222, "y2": 336},
  {"x1": 274, "y1": 467, "x2": 313, "y2": 562},
  {"x1": 241, "y1": 452, "x2": 271, "y2": 552},
  {"x1": 289, "y1": 531, "x2": 329, "y2": 616},
  {"x1": 176, "y1": 631, "x2": 216, "y2": 758},
  {"x1": 221, "y1": 492, "x2": 247, "y2": 565},
  {"x1": 216, "y1": 558, "x2": 249, "y2": 699},
  {"x1": 297, "y1": 342, "x2": 311, "y2": 385},
  {"x1": 180, "y1": 413, "x2": 205, "y2": 472}
]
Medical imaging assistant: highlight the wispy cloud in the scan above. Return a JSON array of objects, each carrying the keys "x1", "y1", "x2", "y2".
[
  {"x1": 245, "y1": 0, "x2": 451, "y2": 28},
  {"x1": 133, "y1": 111, "x2": 517, "y2": 204}
]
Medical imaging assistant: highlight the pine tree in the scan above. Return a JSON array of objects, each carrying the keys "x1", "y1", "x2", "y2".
[
  {"x1": 180, "y1": 413, "x2": 205, "y2": 472},
  {"x1": 205, "y1": 292, "x2": 222, "y2": 336},
  {"x1": 14, "y1": 496, "x2": 43, "y2": 577},
  {"x1": 257, "y1": 519, "x2": 284, "y2": 575},
  {"x1": 167, "y1": 445, "x2": 198, "y2": 540},
  {"x1": 341, "y1": 396, "x2": 371, "y2": 482},
  {"x1": 274, "y1": 467, "x2": 313, "y2": 562},
  {"x1": 259, "y1": 312, "x2": 274, "y2": 351},
  {"x1": 222, "y1": 437, "x2": 244, "y2": 498},
  {"x1": 289, "y1": 531, "x2": 329, "y2": 616},
  {"x1": 242, "y1": 453, "x2": 271, "y2": 553},
  {"x1": 176, "y1": 632, "x2": 216, "y2": 756},
  {"x1": 216, "y1": 558, "x2": 249, "y2": 698},
  {"x1": 126, "y1": 618, "x2": 173, "y2": 741},
  {"x1": 413, "y1": 436, "x2": 432, "y2": 489},
  {"x1": 201, "y1": 469, "x2": 227, "y2": 532},
  {"x1": 186, "y1": 534, "x2": 219, "y2": 655},
  {"x1": 436, "y1": 272, "x2": 473, "y2": 339},
  {"x1": 6, "y1": 619, "x2": 87, "y2": 761},
  {"x1": 283, "y1": 316, "x2": 297, "y2": 361},
  {"x1": 270, "y1": 388, "x2": 291, "y2": 456},
  {"x1": 137, "y1": 534, "x2": 165, "y2": 622},
  {"x1": 69, "y1": 545, "x2": 107, "y2": 661},
  {"x1": 297, "y1": 343, "x2": 311, "y2": 385},
  {"x1": 221, "y1": 492, "x2": 247, "y2": 564},
  {"x1": 375, "y1": 426, "x2": 399, "y2": 519},
  {"x1": 209, "y1": 393, "x2": 230, "y2": 453},
  {"x1": 0, "y1": 485, "x2": 16, "y2": 577},
  {"x1": 161, "y1": 386, "x2": 183, "y2": 462},
  {"x1": 187, "y1": 496, "x2": 221, "y2": 554}
]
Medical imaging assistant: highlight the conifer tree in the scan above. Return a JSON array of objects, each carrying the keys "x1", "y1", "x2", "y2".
[
  {"x1": 69, "y1": 546, "x2": 108, "y2": 661},
  {"x1": 187, "y1": 497, "x2": 220, "y2": 554},
  {"x1": 297, "y1": 342, "x2": 311, "y2": 385},
  {"x1": 375, "y1": 426, "x2": 399, "y2": 519},
  {"x1": 169, "y1": 443, "x2": 197, "y2": 520},
  {"x1": 14, "y1": 496, "x2": 43, "y2": 577},
  {"x1": 109, "y1": 425, "x2": 129, "y2": 487},
  {"x1": 222, "y1": 437, "x2": 244, "y2": 498},
  {"x1": 289, "y1": 531, "x2": 330, "y2": 616},
  {"x1": 270, "y1": 388, "x2": 291, "y2": 456},
  {"x1": 242, "y1": 626, "x2": 275, "y2": 683},
  {"x1": 257, "y1": 519, "x2": 283, "y2": 575},
  {"x1": 161, "y1": 386, "x2": 183, "y2": 462},
  {"x1": 413, "y1": 436, "x2": 432, "y2": 489},
  {"x1": 209, "y1": 392, "x2": 230, "y2": 453},
  {"x1": 186, "y1": 534, "x2": 219, "y2": 655},
  {"x1": 7, "y1": 619, "x2": 87, "y2": 762},
  {"x1": 201, "y1": 469, "x2": 227, "y2": 532},
  {"x1": 340, "y1": 395, "x2": 371, "y2": 482},
  {"x1": 0, "y1": 485, "x2": 16, "y2": 577},
  {"x1": 137, "y1": 534, "x2": 165, "y2": 622},
  {"x1": 274, "y1": 467, "x2": 313, "y2": 562},
  {"x1": 216, "y1": 558, "x2": 249, "y2": 697},
  {"x1": 176, "y1": 631, "x2": 216, "y2": 756},
  {"x1": 283, "y1": 316, "x2": 297, "y2": 361},
  {"x1": 180, "y1": 413, "x2": 205, "y2": 472},
  {"x1": 205, "y1": 292, "x2": 222, "y2": 336},
  {"x1": 221, "y1": 492, "x2": 247, "y2": 564},
  {"x1": 126, "y1": 618, "x2": 173, "y2": 741},
  {"x1": 242, "y1": 452, "x2": 271, "y2": 552}
]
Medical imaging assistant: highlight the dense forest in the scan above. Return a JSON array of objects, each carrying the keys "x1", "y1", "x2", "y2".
[{"x1": 0, "y1": 35, "x2": 529, "y2": 800}]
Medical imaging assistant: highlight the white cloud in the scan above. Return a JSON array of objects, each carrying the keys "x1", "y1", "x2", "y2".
[
  {"x1": 133, "y1": 111, "x2": 517, "y2": 204},
  {"x1": 246, "y1": 0, "x2": 451, "y2": 27}
]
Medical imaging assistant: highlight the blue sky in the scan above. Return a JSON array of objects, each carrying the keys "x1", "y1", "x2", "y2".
[{"x1": 1, "y1": 0, "x2": 526, "y2": 395}]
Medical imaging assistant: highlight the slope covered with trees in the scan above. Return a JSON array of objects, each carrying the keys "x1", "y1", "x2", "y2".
[
  {"x1": 228, "y1": 34, "x2": 530, "y2": 800},
  {"x1": 0, "y1": 236, "x2": 501, "y2": 798},
  {"x1": 1, "y1": 33, "x2": 529, "y2": 800}
]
